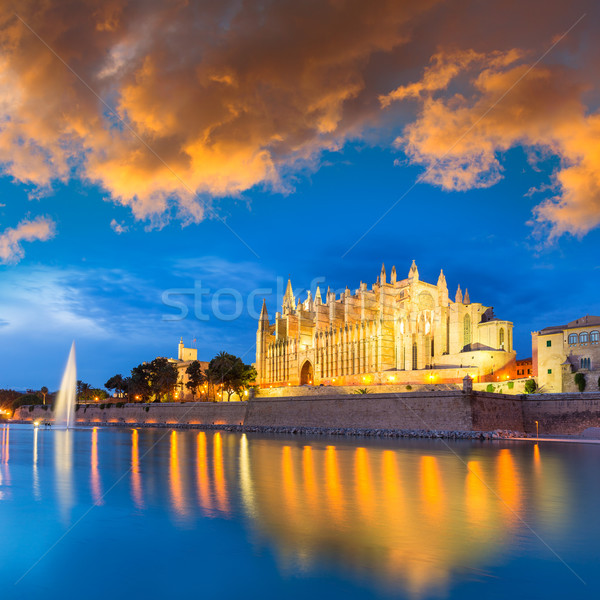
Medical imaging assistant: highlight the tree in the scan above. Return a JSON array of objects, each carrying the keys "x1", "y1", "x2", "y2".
[
  {"x1": 76, "y1": 380, "x2": 91, "y2": 400},
  {"x1": 105, "y1": 374, "x2": 127, "y2": 397},
  {"x1": 40, "y1": 386, "x2": 48, "y2": 405},
  {"x1": 185, "y1": 361, "x2": 207, "y2": 400},
  {"x1": 524, "y1": 379, "x2": 537, "y2": 394},
  {"x1": 206, "y1": 352, "x2": 256, "y2": 401},
  {"x1": 574, "y1": 372, "x2": 586, "y2": 392},
  {"x1": 130, "y1": 359, "x2": 179, "y2": 402}
]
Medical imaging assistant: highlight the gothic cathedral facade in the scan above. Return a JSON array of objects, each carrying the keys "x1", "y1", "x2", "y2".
[{"x1": 256, "y1": 262, "x2": 516, "y2": 387}]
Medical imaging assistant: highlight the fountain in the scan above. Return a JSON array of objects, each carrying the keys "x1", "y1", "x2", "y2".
[{"x1": 54, "y1": 341, "x2": 77, "y2": 429}]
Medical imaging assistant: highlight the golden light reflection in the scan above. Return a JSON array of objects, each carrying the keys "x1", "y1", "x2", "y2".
[
  {"x1": 213, "y1": 432, "x2": 229, "y2": 515},
  {"x1": 533, "y1": 443, "x2": 541, "y2": 475},
  {"x1": 239, "y1": 434, "x2": 256, "y2": 517},
  {"x1": 131, "y1": 429, "x2": 144, "y2": 509},
  {"x1": 196, "y1": 431, "x2": 212, "y2": 514},
  {"x1": 281, "y1": 446, "x2": 298, "y2": 515},
  {"x1": 420, "y1": 455, "x2": 444, "y2": 519},
  {"x1": 169, "y1": 430, "x2": 189, "y2": 519},
  {"x1": 90, "y1": 428, "x2": 103, "y2": 505},
  {"x1": 302, "y1": 445, "x2": 318, "y2": 512},
  {"x1": 497, "y1": 449, "x2": 520, "y2": 517},
  {"x1": 325, "y1": 445, "x2": 344, "y2": 522},
  {"x1": 355, "y1": 447, "x2": 376, "y2": 522},
  {"x1": 465, "y1": 460, "x2": 489, "y2": 527}
]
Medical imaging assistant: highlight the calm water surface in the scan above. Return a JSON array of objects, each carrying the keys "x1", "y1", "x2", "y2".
[{"x1": 0, "y1": 424, "x2": 598, "y2": 599}]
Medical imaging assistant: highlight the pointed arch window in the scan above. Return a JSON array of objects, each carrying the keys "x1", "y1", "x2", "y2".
[{"x1": 499, "y1": 328, "x2": 505, "y2": 349}]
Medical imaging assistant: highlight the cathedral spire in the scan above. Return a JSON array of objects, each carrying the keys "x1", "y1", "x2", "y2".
[
  {"x1": 437, "y1": 269, "x2": 447, "y2": 289},
  {"x1": 282, "y1": 275, "x2": 295, "y2": 311},
  {"x1": 259, "y1": 298, "x2": 269, "y2": 322},
  {"x1": 464, "y1": 288, "x2": 470, "y2": 304},
  {"x1": 390, "y1": 265, "x2": 397, "y2": 284},
  {"x1": 315, "y1": 285, "x2": 322, "y2": 305},
  {"x1": 455, "y1": 284, "x2": 463, "y2": 304},
  {"x1": 380, "y1": 262, "x2": 386, "y2": 285},
  {"x1": 408, "y1": 260, "x2": 419, "y2": 282}
]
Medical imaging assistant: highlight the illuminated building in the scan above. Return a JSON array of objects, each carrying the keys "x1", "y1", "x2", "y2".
[
  {"x1": 256, "y1": 262, "x2": 516, "y2": 387},
  {"x1": 533, "y1": 315, "x2": 600, "y2": 392}
]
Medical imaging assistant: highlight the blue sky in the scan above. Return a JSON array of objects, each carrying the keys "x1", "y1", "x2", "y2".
[
  {"x1": 1, "y1": 142, "x2": 599, "y2": 390},
  {"x1": 0, "y1": 1, "x2": 598, "y2": 390}
]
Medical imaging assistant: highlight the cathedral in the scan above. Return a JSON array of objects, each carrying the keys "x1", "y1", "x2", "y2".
[{"x1": 256, "y1": 262, "x2": 516, "y2": 387}]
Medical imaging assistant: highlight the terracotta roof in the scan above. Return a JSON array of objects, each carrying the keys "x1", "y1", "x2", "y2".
[{"x1": 539, "y1": 315, "x2": 600, "y2": 333}]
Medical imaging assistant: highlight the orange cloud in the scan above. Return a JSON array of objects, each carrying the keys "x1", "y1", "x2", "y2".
[
  {"x1": 383, "y1": 44, "x2": 600, "y2": 239},
  {"x1": 0, "y1": 216, "x2": 56, "y2": 264},
  {"x1": 0, "y1": 0, "x2": 438, "y2": 227},
  {"x1": 0, "y1": 0, "x2": 597, "y2": 242}
]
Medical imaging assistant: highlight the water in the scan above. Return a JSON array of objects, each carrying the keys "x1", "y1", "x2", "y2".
[
  {"x1": 0, "y1": 424, "x2": 598, "y2": 599},
  {"x1": 53, "y1": 342, "x2": 77, "y2": 428}
]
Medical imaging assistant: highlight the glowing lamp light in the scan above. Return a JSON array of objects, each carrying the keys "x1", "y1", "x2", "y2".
[
  {"x1": 309, "y1": 380, "x2": 312, "y2": 384},
  {"x1": 388, "y1": 376, "x2": 395, "y2": 382}
]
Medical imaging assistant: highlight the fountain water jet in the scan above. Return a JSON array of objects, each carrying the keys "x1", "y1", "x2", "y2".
[{"x1": 54, "y1": 342, "x2": 77, "y2": 429}]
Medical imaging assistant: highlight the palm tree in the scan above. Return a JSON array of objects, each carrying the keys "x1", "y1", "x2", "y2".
[{"x1": 40, "y1": 386, "x2": 48, "y2": 405}]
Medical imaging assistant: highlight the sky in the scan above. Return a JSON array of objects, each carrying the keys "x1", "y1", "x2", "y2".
[{"x1": 0, "y1": 0, "x2": 599, "y2": 390}]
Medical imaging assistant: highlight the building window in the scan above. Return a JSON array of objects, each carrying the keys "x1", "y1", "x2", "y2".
[
  {"x1": 464, "y1": 314, "x2": 471, "y2": 347},
  {"x1": 412, "y1": 342, "x2": 417, "y2": 370},
  {"x1": 580, "y1": 332, "x2": 589, "y2": 344},
  {"x1": 581, "y1": 357, "x2": 591, "y2": 370},
  {"x1": 568, "y1": 333, "x2": 578, "y2": 345},
  {"x1": 591, "y1": 331, "x2": 599, "y2": 344},
  {"x1": 546, "y1": 340, "x2": 552, "y2": 347},
  {"x1": 499, "y1": 328, "x2": 505, "y2": 349},
  {"x1": 547, "y1": 369, "x2": 552, "y2": 374}
]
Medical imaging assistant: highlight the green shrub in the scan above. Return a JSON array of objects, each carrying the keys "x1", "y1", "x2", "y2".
[
  {"x1": 574, "y1": 372, "x2": 586, "y2": 392},
  {"x1": 28, "y1": 405, "x2": 35, "y2": 412},
  {"x1": 99, "y1": 403, "x2": 106, "y2": 410},
  {"x1": 41, "y1": 405, "x2": 48, "y2": 411},
  {"x1": 353, "y1": 388, "x2": 369, "y2": 394},
  {"x1": 116, "y1": 402, "x2": 124, "y2": 408},
  {"x1": 524, "y1": 379, "x2": 537, "y2": 394},
  {"x1": 508, "y1": 381, "x2": 514, "y2": 389},
  {"x1": 75, "y1": 404, "x2": 80, "y2": 411},
  {"x1": 144, "y1": 406, "x2": 150, "y2": 412},
  {"x1": 406, "y1": 385, "x2": 412, "y2": 391},
  {"x1": 486, "y1": 384, "x2": 494, "y2": 393}
]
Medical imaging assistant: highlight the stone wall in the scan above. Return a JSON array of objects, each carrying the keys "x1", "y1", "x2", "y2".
[
  {"x1": 469, "y1": 392, "x2": 524, "y2": 431},
  {"x1": 522, "y1": 394, "x2": 600, "y2": 434},
  {"x1": 15, "y1": 401, "x2": 249, "y2": 426},
  {"x1": 245, "y1": 392, "x2": 475, "y2": 430}
]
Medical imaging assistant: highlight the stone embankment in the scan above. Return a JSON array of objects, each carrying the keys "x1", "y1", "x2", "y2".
[{"x1": 28, "y1": 418, "x2": 522, "y2": 440}]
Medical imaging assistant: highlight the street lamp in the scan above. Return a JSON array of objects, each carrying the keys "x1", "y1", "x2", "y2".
[{"x1": 535, "y1": 420, "x2": 539, "y2": 440}]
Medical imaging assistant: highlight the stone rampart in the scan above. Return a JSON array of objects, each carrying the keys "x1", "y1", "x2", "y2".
[{"x1": 522, "y1": 394, "x2": 600, "y2": 435}]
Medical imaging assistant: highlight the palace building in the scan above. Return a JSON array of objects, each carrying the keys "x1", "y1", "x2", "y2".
[{"x1": 256, "y1": 262, "x2": 516, "y2": 387}]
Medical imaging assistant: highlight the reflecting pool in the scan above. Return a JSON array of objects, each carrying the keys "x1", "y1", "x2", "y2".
[{"x1": 0, "y1": 424, "x2": 599, "y2": 599}]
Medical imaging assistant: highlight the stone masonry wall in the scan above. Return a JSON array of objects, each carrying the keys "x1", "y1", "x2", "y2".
[
  {"x1": 15, "y1": 402, "x2": 249, "y2": 426},
  {"x1": 522, "y1": 394, "x2": 600, "y2": 435}
]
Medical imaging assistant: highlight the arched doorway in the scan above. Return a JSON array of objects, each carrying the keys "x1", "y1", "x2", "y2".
[{"x1": 300, "y1": 360, "x2": 314, "y2": 385}]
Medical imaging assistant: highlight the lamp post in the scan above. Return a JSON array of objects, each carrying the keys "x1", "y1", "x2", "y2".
[{"x1": 535, "y1": 420, "x2": 539, "y2": 440}]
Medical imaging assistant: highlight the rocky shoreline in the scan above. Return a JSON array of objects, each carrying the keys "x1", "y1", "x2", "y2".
[{"x1": 11, "y1": 419, "x2": 524, "y2": 439}]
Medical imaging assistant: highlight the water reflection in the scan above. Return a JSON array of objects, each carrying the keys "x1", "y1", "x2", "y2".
[
  {"x1": 90, "y1": 428, "x2": 103, "y2": 505},
  {"x1": 0, "y1": 426, "x2": 572, "y2": 598},
  {"x1": 54, "y1": 429, "x2": 74, "y2": 523},
  {"x1": 131, "y1": 429, "x2": 144, "y2": 509}
]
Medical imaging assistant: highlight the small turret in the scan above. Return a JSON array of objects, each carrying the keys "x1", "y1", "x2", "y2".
[
  {"x1": 282, "y1": 276, "x2": 295, "y2": 312},
  {"x1": 437, "y1": 269, "x2": 447, "y2": 289},
  {"x1": 178, "y1": 337, "x2": 184, "y2": 361},
  {"x1": 259, "y1": 298, "x2": 269, "y2": 323},
  {"x1": 315, "y1": 285, "x2": 322, "y2": 305},
  {"x1": 455, "y1": 285, "x2": 463, "y2": 304},
  {"x1": 464, "y1": 288, "x2": 470, "y2": 304},
  {"x1": 380, "y1": 262, "x2": 386, "y2": 285},
  {"x1": 390, "y1": 265, "x2": 397, "y2": 284},
  {"x1": 408, "y1": 260, "x2": 419, "y2": 283}
]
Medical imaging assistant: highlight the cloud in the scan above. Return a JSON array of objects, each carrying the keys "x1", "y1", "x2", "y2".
[
  {"x1": 383, "y1": 43, "x2": 600, "y2": 239},
  {"x1": 0, "y1": 0, "x2": 438, "y2": 226},
  {"x1": 0, "y1": 0, "x2": 598, "y2": 241},
  {"x1": 110, "y1": 219, "x2": 128, "y2": 234},
  {"x1": 0, "y1": 216, "x2": 56, "y2": 263}
]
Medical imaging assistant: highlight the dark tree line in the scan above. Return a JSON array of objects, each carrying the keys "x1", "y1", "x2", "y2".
[{"x1": 104, "y1": 352, "x2": 256, "y2": 403}]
